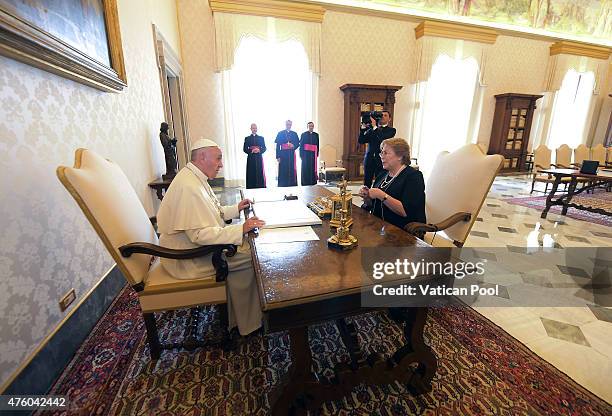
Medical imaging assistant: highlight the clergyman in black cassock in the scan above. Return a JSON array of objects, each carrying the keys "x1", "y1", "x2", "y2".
[
  {"x1": 243, "y1": 123, "x2": 267, "y2": 189},
  {"x1": 275, "y1": 120, "x2": 300, "y2": 187},
  {"x1": 299, "y1": 121, "x2": 319, "y2": 186},
  {"x1": 358, "y1": 110, "x2": 396, "y2": 187}
]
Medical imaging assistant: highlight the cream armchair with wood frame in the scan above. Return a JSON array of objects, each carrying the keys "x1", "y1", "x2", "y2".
[
  {"x1": 572, "y1": 144, "x2": 590, "y2": 168},
  {"x1": 591, "y1": 144, "x2": 607, "y2": 166},
  {"x1": 530, "y1": 145, "x2": 571, "y2": 194},
  {"x1": 404, "y1": 144, "x2": 503, "y2": 247},
  {"x1": 555, "y1": 144, "x2": 572, "y2": 168},
  {"x1": 57, "y1": 149, "x2": 237, "y2": 360},
  {"x1": 319, "y1": 144, "x2": 346, "y2": 183}
]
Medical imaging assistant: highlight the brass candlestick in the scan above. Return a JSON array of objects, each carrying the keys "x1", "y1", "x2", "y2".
[{"x1": 327, "y1": 180, "x2": 358, "y2": 250}]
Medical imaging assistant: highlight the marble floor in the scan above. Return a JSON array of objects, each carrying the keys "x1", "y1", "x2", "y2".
[{"x1": 219, "y1": 175, "x2": 612, "y2": 403}]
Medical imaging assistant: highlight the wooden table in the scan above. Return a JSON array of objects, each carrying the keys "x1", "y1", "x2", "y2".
[
  {"x1": 540, "y1": 168, "x2": 612, "y2": 219},
  {"x1": 244, "y1": 185, "x2": 444, "y2": 415}
]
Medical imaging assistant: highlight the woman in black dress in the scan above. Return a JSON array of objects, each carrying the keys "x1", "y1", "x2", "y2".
[{"x1": 359, "y1": 138, "x2": 426, "y2": 230}]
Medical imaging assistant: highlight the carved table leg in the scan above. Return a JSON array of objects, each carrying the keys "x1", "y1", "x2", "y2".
[
  {"x1": 541, "y1": 175, "x2": 562, "y2": 219},
  {"x1": 561, "y1": 177, "x2": 578, "y2": 216},
  {"x1": 390, "y1": 307, "x2": 437, "y2": 393},
  {"x1": 271, "y1": 326, "x2": 314, "y2": 416}
]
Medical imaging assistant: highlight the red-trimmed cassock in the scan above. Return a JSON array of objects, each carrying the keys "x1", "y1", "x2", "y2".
[
  {"x1": 275, "y1": 130, "x2": 299, "y2": 187},
  {"x1": 299, "y1": 131, "x2": 319, "y2": 186}
]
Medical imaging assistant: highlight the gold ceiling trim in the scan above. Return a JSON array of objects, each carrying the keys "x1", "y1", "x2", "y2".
[
  {"x1": 415, "y1": 20, "x2": 497, "y2": 44},
  {"x1": 209, "y1": 0, "x2": 325, "y2": 23},
  {"x1": 549, "y1": 41, "x2": 610, "y2": 60}
]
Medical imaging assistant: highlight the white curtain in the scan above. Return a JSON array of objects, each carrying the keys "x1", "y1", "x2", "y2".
[
  {"x1": 221, "y1": 36, "x2": 317, "y2": 187},
  {"x1": 543, "y1": 54, "x2": 608, "y2": 94},
  {"x1": 546, "y1": 70, "x2": 596, "y2": 150},
  {"x1": 212, "y1": 13, "x2": 320, "y2": 186},
  {"x1": 213, "y1": 13, "x2": 321, "y2": 75}
]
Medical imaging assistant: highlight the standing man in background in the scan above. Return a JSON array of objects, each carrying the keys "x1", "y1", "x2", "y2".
[
  {"x1": 358, "y1": 110, "x2": 396, "y2": 187},
  {"x1": 275, "y1": 119, "x2": 300, "y2": 187},
  {"x1": 243, "y1": 123, "x2": 266, "y2": 189},
  {"x1": 299, "y1": 121, "x2": 319, "y2": 186}
]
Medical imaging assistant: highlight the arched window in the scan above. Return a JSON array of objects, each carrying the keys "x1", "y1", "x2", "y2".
[
  {"x1": 222, "y1": 36, "x2": 315, "y2": 187},
  {"x1": 546, "y1": 69, "x2": 595, "y2": 150}
]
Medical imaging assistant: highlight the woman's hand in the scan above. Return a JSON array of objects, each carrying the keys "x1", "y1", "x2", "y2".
[
  {"x1": 358, "y1": 186, "x2": 370, "y2": 199},
  {"x1": 368, "y1": 188, "x2": 386, "y2": 201},
  {"x1": 243, "y1": 216, "x2": 265, "y2": 233},
  {"x1": 238, "y1": 199, "x2": 253, "y2": 211}
]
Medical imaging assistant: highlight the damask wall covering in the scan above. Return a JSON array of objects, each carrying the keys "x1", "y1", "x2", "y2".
[{"x1": 0, "y1": 0, "x2": 180, "y2": 388}]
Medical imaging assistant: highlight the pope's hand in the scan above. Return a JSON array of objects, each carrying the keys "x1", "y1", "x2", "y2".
[
  {"x1": 238, "y1": 199, "x2": 252, "y2": 211},
  {"x1": 243, "y1": 216, "x2": 265, "y2": 233}
]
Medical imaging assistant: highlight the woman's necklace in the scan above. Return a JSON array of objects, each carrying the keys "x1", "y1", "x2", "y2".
[
  {"x1": 376, "y1": 164, "x2": 406, "y2": 235},
  {"x1": 379, "y1": 165, "x2": 406, "y2": 190}
]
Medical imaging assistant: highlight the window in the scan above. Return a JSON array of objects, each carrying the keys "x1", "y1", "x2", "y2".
[
  {"x1": 546, "y1": 69, "x2": 595, "y2": 150},
  {"x1": 221, "y1": 36, "x2": 315, "y2": 187},
  {"x1": 415, "y1": 55, "x2": 480, "y2": 177}
]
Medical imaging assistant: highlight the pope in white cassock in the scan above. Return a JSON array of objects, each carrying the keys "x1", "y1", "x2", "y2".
[{"x1": 157, "y1": 138, "x2": 265, "y2": 336}]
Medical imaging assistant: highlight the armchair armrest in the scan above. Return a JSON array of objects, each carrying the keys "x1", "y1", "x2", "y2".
[
  {"x1": 404, "y1": 212, "x2": 471, "y2": 240},
  {"x1": 119, "y1": 243, "x2": 237, "y2": 282}
]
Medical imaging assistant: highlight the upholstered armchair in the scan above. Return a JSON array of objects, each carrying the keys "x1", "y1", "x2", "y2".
[
  {"x1": 572, "y1": 144, "x2": 590, "y2": 168},
  {"x1": 530, "y1": 145, "x2": 571, "y2": 193},
  {"x1": 555, "y1": 144, "x2": 572, "y2": 168},
  {"x1": 57, "y1": 149, "x2": 237, "y2": 360},
  {"x1": 404, "y1": 145, "x2": 503, "y2": 247},
  {"x1": 319, "y1": 144, "x2": 346, "y2": 183},
  {"x1": 591, "y1": 144, "x2": 606, "y2": 165}
]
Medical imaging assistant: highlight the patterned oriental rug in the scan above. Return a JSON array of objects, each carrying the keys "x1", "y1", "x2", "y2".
[
  {"x1": 39, "y1": 287, "x2": 611, "y2": 415},
  {"x1": 504, "y1": 189, "x2": 612, "y2": 227}
]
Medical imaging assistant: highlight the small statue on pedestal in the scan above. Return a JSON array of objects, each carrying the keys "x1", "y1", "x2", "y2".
[
  {"x1": 160, "y1": 122, "x2": 178, "y2": 180},
  {"x1": 328, "y1": 180, "x2": 358, "y2": 251}
]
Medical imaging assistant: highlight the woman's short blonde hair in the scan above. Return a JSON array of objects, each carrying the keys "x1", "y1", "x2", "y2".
[{"x1": 381, "y1": 138, "x2": 411, "y2": 165}]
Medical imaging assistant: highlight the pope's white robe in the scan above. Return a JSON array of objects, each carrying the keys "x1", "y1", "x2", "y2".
[{"x1": 157, "y1": 163, "x2": 262, "y2": 335}]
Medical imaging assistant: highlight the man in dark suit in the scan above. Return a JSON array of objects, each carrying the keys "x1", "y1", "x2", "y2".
[{"x1": 358, "y1": 110, "x2": 396, "y2": 187}]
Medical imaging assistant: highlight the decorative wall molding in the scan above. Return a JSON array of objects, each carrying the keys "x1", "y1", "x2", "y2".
[
  {"x1": 209, "y1": 0, "x2": 325, "y2": 23},
  {"x1": 415, "y1": 20, "x2": 497, "y2": 44},
  {"x1": 549, "y1": 41, "x2": 611, "y2": 60}
]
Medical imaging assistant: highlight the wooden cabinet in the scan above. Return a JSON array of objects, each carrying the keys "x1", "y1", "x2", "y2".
[
  {"x1": 339, "y1": 84, "x2": 402, "y2": 180},
  {"x1": 488, "y1": 93, "x2": 542, "y2": 172}
]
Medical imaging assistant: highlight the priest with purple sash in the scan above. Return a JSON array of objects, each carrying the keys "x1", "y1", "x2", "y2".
[
  {"x1": 299, "y1": 121, "x2": 319, "y2": 186},
  {"x1": 275, "y1": 119, "x2": 300, "y2": 187}
]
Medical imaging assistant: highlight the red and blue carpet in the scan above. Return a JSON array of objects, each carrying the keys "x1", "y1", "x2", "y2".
[
  {"x1": 39, "y1": 287, "x2": 611, "y2": 415},
  {"x1": 504, "y1": 189, "x2": 612, "y2": 227}
]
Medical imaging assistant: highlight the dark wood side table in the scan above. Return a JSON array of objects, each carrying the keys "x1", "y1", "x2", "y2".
[{"x1": 148, "y1": 178, "x2": 173, "y2": 201}]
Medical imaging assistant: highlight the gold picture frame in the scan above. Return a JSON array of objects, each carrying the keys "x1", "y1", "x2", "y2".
[{"x1": 0, "y1": 0, "x2": 126, "y2": 92}]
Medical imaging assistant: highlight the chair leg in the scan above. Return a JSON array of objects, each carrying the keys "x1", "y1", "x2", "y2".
[
  {"x1": 544, "y1": 183, "x2": 549, "y2": 194},
  {"x1": 143, "y1": 312, "x2": 162, "y2": 360},
  {"x1": 530, "y1": 177, "x2": 536, "y2": 194}
]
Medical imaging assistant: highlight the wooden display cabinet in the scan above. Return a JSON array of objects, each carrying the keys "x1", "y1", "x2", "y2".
[
  {"x1": 340, "y1": 84, "x2": 402, "y2": 180},
  {"x1": 488, "y1": 93, "x2": 542, "y2": 172}
]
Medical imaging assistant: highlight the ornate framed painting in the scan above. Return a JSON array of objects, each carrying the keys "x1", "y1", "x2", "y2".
[{"x1": 0, "y1": 0, "x2": 126, "y2": 92}]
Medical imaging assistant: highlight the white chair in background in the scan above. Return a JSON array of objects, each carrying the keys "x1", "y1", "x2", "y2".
[{"x1": 319, "y1": 144, "x2": 346, "y2": 183}]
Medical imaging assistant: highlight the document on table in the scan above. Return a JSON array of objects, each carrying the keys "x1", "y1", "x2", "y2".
[
  {"x1": 256, "y1": 226, "x2": 320, "y2": 244},
  {"x1": 254, "y1": 200, "x2": 322, "y2": 228}
]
